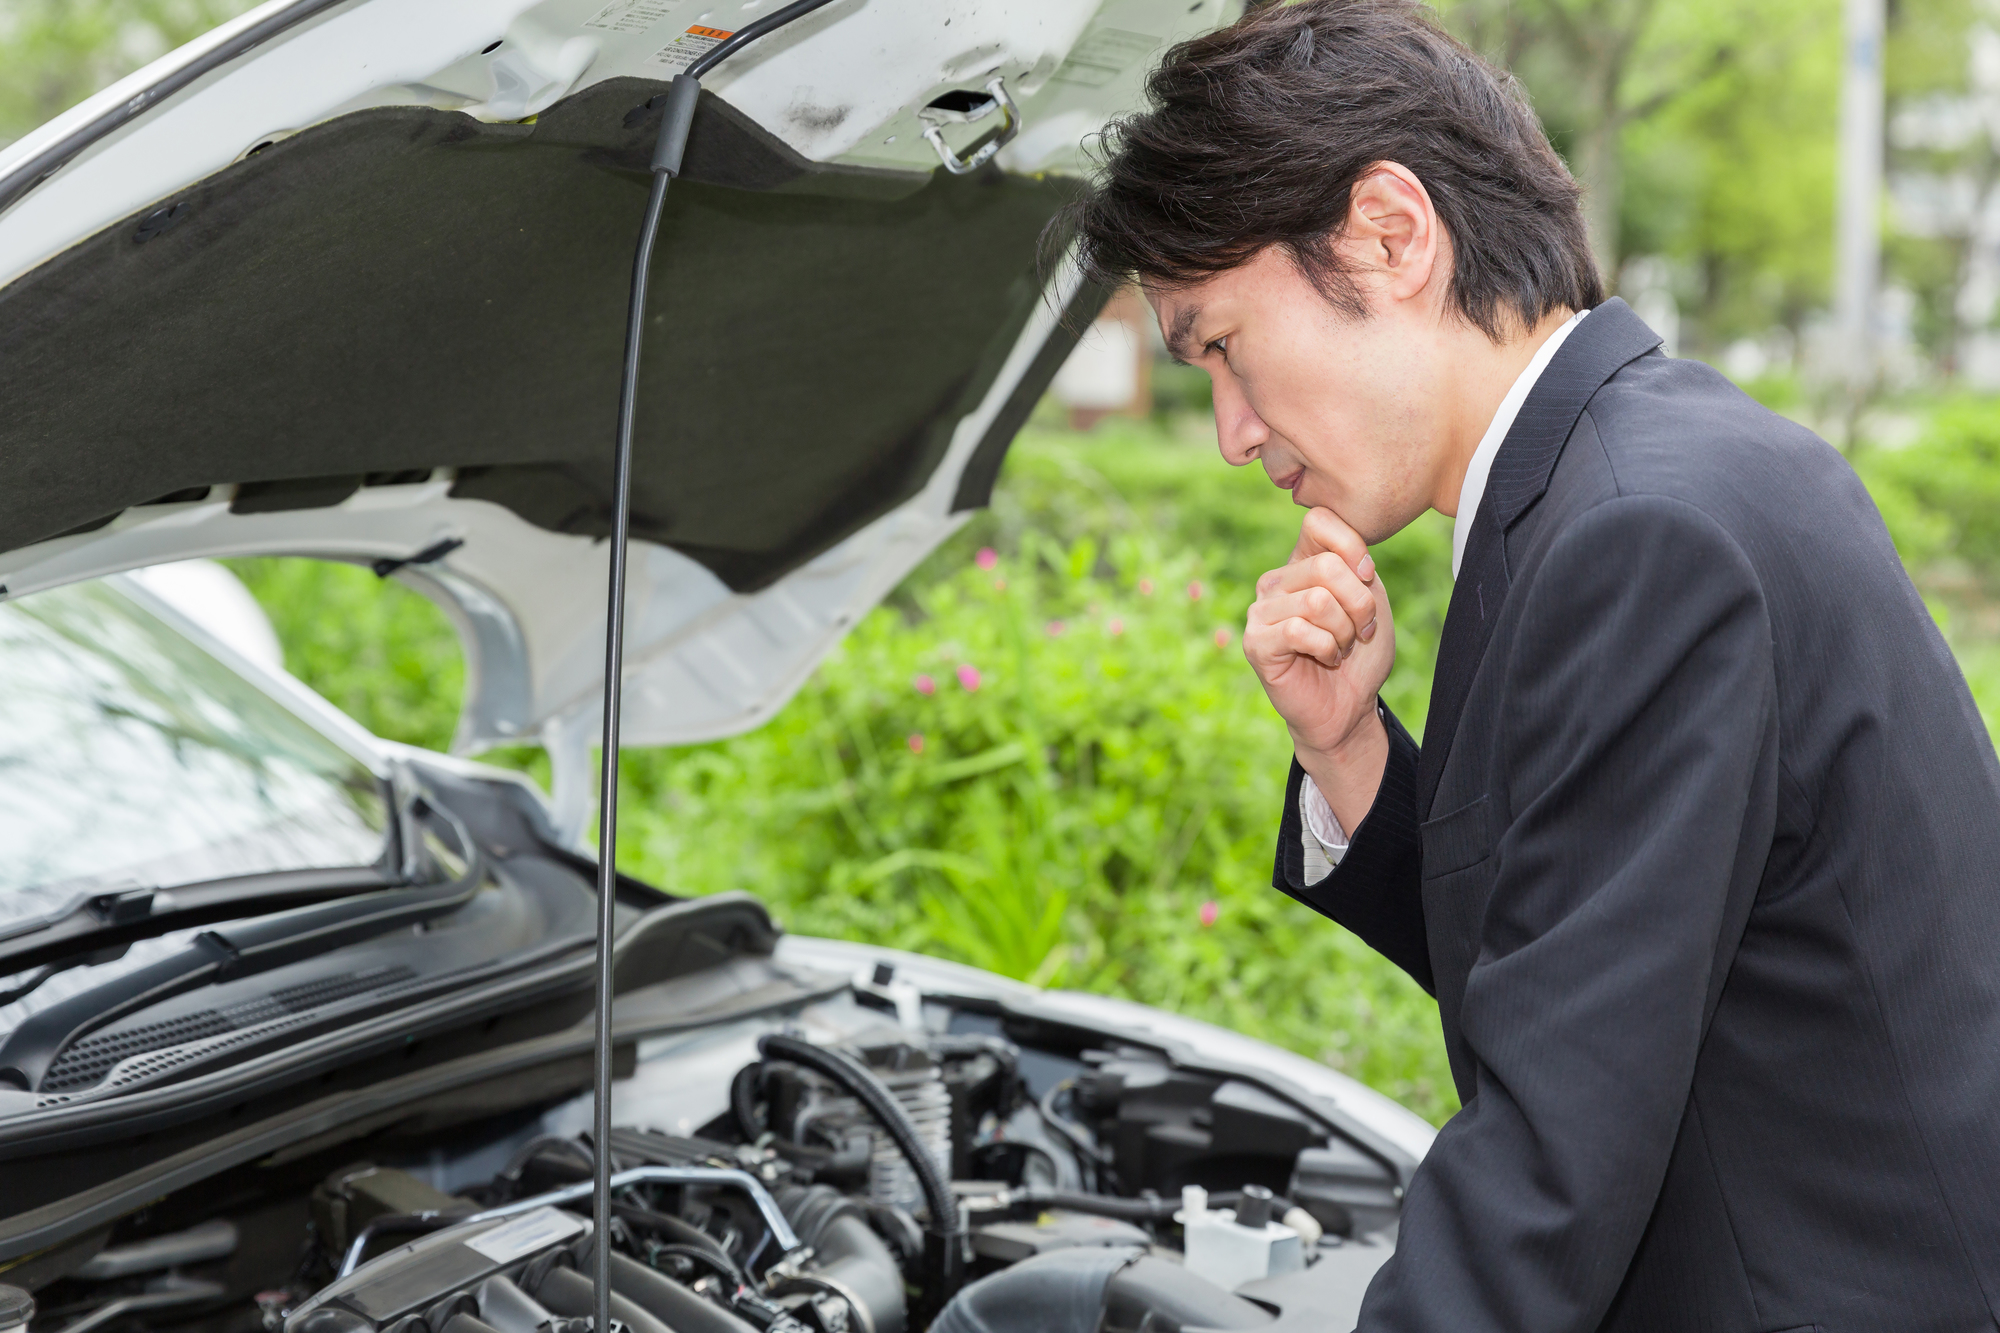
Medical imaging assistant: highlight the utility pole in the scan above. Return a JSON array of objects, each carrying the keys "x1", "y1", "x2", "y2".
[{"x1": 1834, "y1": 0, "x2": 1885, "y2": 405}]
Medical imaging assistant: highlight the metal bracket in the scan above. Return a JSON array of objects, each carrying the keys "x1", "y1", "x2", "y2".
[{"x1": 920, "y1": 77, "x2": 1020, "y2": 176}]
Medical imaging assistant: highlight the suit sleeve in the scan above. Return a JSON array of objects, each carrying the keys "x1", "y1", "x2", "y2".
[
  {"x1": 1273, "y1": 700, "x2": 1433, "y2": 995},
  {"x1": 1359, "y1": 496, "x2": 1777, "y2": 1332}
]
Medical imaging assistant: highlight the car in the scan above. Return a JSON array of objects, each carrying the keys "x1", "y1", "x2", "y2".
[{"x1": 0, "y1": 2, "x2": 1435, "y2": 1330}]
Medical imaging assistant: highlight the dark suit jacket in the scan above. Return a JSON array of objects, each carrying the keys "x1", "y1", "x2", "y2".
[{"x1": 1274, "y1": 299, "x2": 2000, "y2": 1331}]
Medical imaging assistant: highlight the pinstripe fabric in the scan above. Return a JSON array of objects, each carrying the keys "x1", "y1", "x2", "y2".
[
  {"x1": 1417, "y1": 300, "x2": 1664, "y2": 817},
  {"x1": 1270, "y1": 300, "x2": 2000, "y2": 1331}
]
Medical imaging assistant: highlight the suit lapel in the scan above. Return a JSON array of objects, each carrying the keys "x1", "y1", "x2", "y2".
[{"x1": 1413, "y1": 299, "x2": 1664, "y2": 817}]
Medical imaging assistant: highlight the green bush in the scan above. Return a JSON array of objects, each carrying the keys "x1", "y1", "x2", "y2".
[
  {"x1": 1854, "y1": 396, "x2": 2000, "y2": 577},
  {"x1": 225, "y1": 554, "x2": 464, "y2": 751}
]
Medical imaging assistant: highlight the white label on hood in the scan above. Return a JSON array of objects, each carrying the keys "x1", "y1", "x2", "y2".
[
  {"x1": 649, "y1": 24, "x2": 733, "y2": 71},
  {"x1": 584, "y1": 0, "x2": 686, "y2": 34},
  {"x1": 464, "y1": 1208, "x2": 585, "y2": 1264}
]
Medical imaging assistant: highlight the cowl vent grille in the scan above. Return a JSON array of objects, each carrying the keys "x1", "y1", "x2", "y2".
[{"x1": 39, "y1": 964, "x2": 418, "y2": 1092}]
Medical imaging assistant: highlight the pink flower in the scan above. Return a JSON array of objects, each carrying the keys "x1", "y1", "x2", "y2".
[
  {"x1": 957, "y1": 664, "x2": 982, "y2": 692},
  {"x1": 1213, "y1": 627, "x2": 1233, "y2": 648},
  {"x1": 1199, "y1": 900, "x2": 1219, "y2": 928},
  {"x1": 976, "y1": 547, "x2": 998, "y2": 570},
  {"x1": 913, "y1": 673, "x2": 936, "y2": 695},
  {"x1": 1138, "y1": 579, "x2": 1155, "y2": 596},
  {"x1": 1046, "y1": 620, "x2": 1066, "y2": 637},
  {"x1": 1187, "y1": 580, "x2": 1205, "y2": 601},
  {"x1": 908, "y1": 732, "x2": 925, "y2": 754},
  {"x1": 1108, "y1": 618, "x2": 1125, "y2": 637}
]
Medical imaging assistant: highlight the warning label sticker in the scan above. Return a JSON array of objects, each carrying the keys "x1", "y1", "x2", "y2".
[
  {"x1": 649, "y1": 24, "x2": 733, "y2": 72},
  {"x1": 582, "y1": 0, "x2": 683, "y2": 35}
]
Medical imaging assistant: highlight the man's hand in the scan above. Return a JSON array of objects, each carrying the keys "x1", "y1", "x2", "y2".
[{"x1": 1244, "y1": 507, "x2": 1394, "y2": 833}]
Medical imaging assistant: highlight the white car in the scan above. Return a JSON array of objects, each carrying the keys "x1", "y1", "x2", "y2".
[{"x1": 0, "y1": 2, "x2": 1433, "y2": 1330}]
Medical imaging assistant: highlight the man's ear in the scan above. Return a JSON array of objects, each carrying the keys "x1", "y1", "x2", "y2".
[{"x1": 1336, "y1": 162, "x2": 1440, "y2": 305}]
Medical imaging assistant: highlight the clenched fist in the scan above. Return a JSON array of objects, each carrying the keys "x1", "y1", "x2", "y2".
[{"x1": 1243, "y1": 507, "x2": 1393, "y2": 834}]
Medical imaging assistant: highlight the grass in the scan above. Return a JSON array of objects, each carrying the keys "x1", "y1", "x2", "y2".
[{"x1": 227, "y1": 394, "x2": 2000, "y2": 1130}]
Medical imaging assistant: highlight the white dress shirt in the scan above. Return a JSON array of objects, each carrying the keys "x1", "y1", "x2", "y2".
[{"x1": 1299, "y1": 309, "x2": 1589, "y2": 880}]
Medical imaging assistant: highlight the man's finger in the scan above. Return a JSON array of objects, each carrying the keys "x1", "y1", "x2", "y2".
[
  {"x1": 1299, "y1": 506, "x2": 1376, "y2": 581},
  {"x1": 1246, "y1": 616, "x2": 1343, "y2": 671},
  {"x1": 1271, "y1": 552, "x2": 1378, "y2": 637},
  {"x1": 1251, "y1": 586, "x2": 1359, "y2": 651},
  {"x1": 1278, "y1": 617, "x2": 1344, "y2": 668}
]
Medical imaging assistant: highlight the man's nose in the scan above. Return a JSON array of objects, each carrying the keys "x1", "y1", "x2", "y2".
[{"x1": 1212, "y1": 373, "x2": 1270, "y2": 467}]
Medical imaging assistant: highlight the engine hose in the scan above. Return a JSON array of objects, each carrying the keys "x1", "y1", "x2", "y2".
[
  {"x1": 641, "y1": 1242, "x2": 744, "y2": 1287},
  {"x1": 773, "y1": 1185, "x2": 907, "y2": 1333},
  {"x1": 502, "y1": 1134, "x2": 593, "y2": 1182},
  {"x1": 608, "y1": 1202, "x2": 734, "y2": 1267},
  {"x1": 1037, "y1": 1080, "x2": 1112, "y2": 1191},
  {"x1": 755, "y1": 1033, "x2": 964, "y2": 1306},
  {"x1": 1008, "y1": 1189, "x2": 1178, "y2": 1223},
  {"x1": 728, "y1": 1063, "x2": 869, "y2": 1186},
  {"x1": 729, "y1": 1062, "x2": 764, "y2": 1143}
]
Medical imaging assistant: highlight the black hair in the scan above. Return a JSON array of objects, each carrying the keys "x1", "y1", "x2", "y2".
[{"x1": 1053, "y1": 0, "x2": 1602, "y2": 340}]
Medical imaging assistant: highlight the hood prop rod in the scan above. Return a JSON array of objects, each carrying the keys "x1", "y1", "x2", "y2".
[{"x1": 590, "y1": 6, "x2": 845, "y2": 1333}]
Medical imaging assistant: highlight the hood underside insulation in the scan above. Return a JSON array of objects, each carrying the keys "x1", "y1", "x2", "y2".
[{"x1": 0, "y1": 80, "x2": 1078, "y2": 591}]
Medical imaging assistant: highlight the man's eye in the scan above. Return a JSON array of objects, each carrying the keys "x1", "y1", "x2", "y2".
[{"x1": 1206, "y1": 336, "x2": 1228, "y2": 357}]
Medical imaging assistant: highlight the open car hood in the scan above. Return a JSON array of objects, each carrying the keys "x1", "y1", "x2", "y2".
[{"x1": 0, "y1": 0, "x2": 1232, "y2": 757}]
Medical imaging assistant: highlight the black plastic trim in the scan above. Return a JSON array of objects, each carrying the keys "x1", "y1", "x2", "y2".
[{"x1": 951, "y1": 277, "x2": 1115, "y2": 512}]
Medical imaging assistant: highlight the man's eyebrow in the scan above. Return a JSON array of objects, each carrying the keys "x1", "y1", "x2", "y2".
[{"x1": 1165, "y1": 304, "x2": 1203, "y2": 365}]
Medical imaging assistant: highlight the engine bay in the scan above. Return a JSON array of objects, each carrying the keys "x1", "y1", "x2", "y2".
[{"x1": 6, "y1": 973, "x2": 1404, "y2": 1333}]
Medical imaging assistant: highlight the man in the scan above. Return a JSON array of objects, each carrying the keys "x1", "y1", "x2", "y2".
[{"x1": 1059, "y1": 1, "x2": 2000, "y2": 1329}]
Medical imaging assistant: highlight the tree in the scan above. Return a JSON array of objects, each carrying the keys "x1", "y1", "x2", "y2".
[{"x1": 1439, "y1": 0, "x2": 1838, "y2": 292}]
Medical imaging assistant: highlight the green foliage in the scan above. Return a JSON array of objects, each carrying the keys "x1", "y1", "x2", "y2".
[
  {"x1": 1438, "y1": 0, "x2": 1844, "y2": 345},
  {"x1": 950, "y1": 425, "x2": 1452, "y2": 731},
  {"x1": 1622, "y1": 0, "x2": 1842, "y2": 340},
  {"x1": 225, "y1": 557, "x2": 465, "y2": 752},
  {"x1": 1851, "y1": 397, "x2": 2000, "y2": 748},
  {"x1": 1853, "y1": 396, "x2": 2000, "y2": 576},
  {"x1": 0, "y1": 0, "x2": 263, "y2": 146}
]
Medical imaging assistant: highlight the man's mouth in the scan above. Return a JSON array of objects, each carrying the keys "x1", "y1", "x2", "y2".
[{"x1": 1271, "y1": 465, "x2": 1305, "y2": 495}]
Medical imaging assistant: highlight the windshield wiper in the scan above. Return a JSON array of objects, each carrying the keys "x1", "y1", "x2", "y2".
[
  {"x1": 0, "y1": 830, "x2": 486, "y2": 1092},
  {"x1": 0, "y1": 866, "x2": 397, "y2": 980},
  {"x1": 0, "y1": 770, "x2": 470, "y2": 978}
]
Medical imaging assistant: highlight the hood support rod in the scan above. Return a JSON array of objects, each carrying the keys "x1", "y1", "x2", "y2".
[{"x1": 589, "y1": 7, "x2": 845, "y2": 1333}]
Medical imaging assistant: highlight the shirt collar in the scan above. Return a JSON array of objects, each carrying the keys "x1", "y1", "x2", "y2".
[{"x1": 1450, "y1": 308, "x2": 1589, "y2": 579}]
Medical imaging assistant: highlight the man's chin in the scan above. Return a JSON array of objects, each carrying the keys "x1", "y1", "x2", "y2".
[{"x1": 1295, "y1": 493, "x2": 1406, "y2": 547}]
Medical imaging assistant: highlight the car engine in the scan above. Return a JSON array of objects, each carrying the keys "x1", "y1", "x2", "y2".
[{"x1": 7, "y1": 980, "x2": 1406, "y2": 1333}]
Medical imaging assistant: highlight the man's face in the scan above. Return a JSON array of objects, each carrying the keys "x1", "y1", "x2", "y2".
[{"x1": 1149, "y1": 245, "x2": 1446, "y2": 544}]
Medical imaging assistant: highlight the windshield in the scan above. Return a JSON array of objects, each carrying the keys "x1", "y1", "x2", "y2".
[{"x1": 0, "y1": 580, "x2": 390, "y2": 930}]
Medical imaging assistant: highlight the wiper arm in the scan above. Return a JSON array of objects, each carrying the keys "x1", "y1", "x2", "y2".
[
  {"x1": 0, "y1": 770, "x2": 470, "y2": 978},
  {"x1": 0, "y1": 965, "x2": 59, "y2": 1010},
  {"x1": 0, "y1": 866, "x2": 397, "y2": 980},
  {"x1": 0, "y1": 836, "x2": 486, "y2": 1092}
]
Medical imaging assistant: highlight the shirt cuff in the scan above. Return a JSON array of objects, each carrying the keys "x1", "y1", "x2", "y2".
[{"x1": 1299, "y1": 772, "x2": 1349, "y2": 885}]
